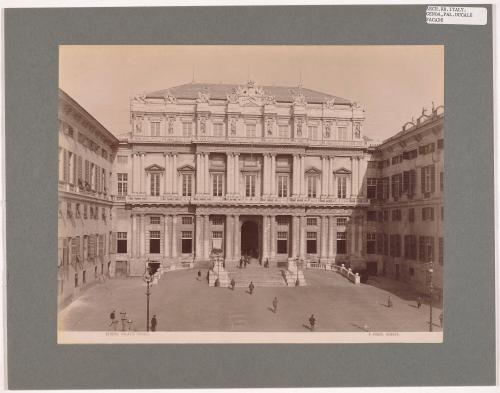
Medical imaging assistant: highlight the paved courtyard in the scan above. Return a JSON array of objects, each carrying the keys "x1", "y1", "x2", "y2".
[{"x1": 58, "y1": 269, "x2": 443, "y2": 332}]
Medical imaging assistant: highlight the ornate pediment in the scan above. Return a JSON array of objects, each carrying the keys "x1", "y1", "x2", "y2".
[
  {"x1": 196, "y1": 88, "x2": 210, "y2": 103},
  {"x1": 177, "y1": 164, "x2": 195, "y2": 172},
  {"x1": 145, "y1": 164, "x2": 165, "y2": 172},
  {"x1": 325, "y1": 98, "x2": 335, "y2": 109},
  {"x1": 334, "y1": 167, "x2": 351, "y2": 175},
  {"x1": 226, "y1": 80, "x2": 275, "y2": 107},
  {"x1": 291, "y1": 91, "x2": 307, "y2": 106},
  {"x1": 305, "y1": 167, "x2": 321, "y2": 175},
  {"x1": 163, "y1": 90, "x2": 177, "y2": 104}
]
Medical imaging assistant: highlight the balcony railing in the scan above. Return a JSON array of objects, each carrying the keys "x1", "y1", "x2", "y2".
[
  {"x1": 128, "y1": 134, "x2": 366, "y2": 148},
  {"x1": 58, "y1": 182, "x2": 111, "y2": 201},
  {"x1": 124, "y1": 193, "x2": 370, "y2": 206}
]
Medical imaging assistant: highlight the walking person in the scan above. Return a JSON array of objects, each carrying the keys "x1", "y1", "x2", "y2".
[
  {"x1": 197, "y1": 270, "x2": 202, "y2": 281},
  {"x1": 239, "y1": 257, "x2": 243, "y2": 269},
  {"x1": 309, "y1": 314, "x2": 316, "y2": 331},
  {"x1": 249, "y1": 281, "x2": 255, "y2": 295},
  {"x1": 151, "y1": 315, "x2": 158, "y2": 332},
  {"x1": 272, "y1": 297, "x2": 278, "y2": 313},
  {"x1": 109, "y1": 310, "x2": 118, "y2": 331},
  {"x1": 417, "y1": 296, "x2": 422, "y2": 309},
  {"x1": 230, "y1": 278, "x2": 236, "y2": 290}
]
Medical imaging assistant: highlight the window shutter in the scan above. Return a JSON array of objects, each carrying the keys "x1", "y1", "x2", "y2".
[
  {"x1": 421, "y1": 167, "x2": 426, "y2": 194},
  {"x1": 430, "y1": 208, "x2": 435, "y2": 221},
  {"x1": 110, "y1": 232, "x2": 117, "y2": 254},
  {"x1": 431, "y1": 165, "x2": 436, "y2": 193},
  {"x1": 419, "y1": 236, "x2": 425, "y2": 261},
  {"x1": 85, "y1": 160, "x2": 89, "y2": 183},
  {"x1": 58, "y1": 238, "x2": 63, "y2": 267},
  {"x1": 63, "y1": 149, "x2": 68, "y2": 182},
  {"x1": 76, "y1": 156, "x2": 82, "y2": 182}
]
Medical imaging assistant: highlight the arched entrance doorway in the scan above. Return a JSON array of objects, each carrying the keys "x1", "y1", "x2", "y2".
[{"x1": 241, "y1": 220, "x2": 259, "y2": 259}]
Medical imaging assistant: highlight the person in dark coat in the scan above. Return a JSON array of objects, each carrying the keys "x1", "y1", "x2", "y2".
[
  {"x1": 109, "y1": 310, "x2": 117, "y2": 330},
  {"x1": 309, "y1": 314, "x2": 316, "y2": 331},
  {"x1": 230, "y1": 278, "x2": 236, "y2": 290},
  {"x1": 272, "y1": 297, "x2": 278, "y2": 313},
  {"x1": 417, "y1": 296, "x2": 422, "y2": 308},
  {"x1": 249, "y1": 281, "x2": 255, "y2": 295},
  {"x1": 239, "y1": 257, "x2": 243, "y2": 269},
  {"x1": 197, "y1": 270, "x2": 202, "y2": 281},
  {"x1": 151, "y1": 315, "x2": 157, "y2": 332}
]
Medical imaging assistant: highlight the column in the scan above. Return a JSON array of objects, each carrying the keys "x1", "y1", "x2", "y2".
[
  {"x1": 328, "y1": 216, "x2": 336, "y2": 259},
  {"x1": 131, "y1": 153, "x2": 136, "y2": 193},
  {"x1": 359, "y1": 156, "x2": 367, "y2": 197},
  {"x1": 233, "y1": 154, "x2": 240, "y2": 196},
  {"x1": 164, "y1": 153, "x2": 169, "y2": 194},
  {"x1": 140, "y1": 153, "x2": 145, "y2": 194},
  {"x1": 320, "y1": 216, "x2": 328, "y2": 259},
  {"x1": 350, "y1": 216, "x2": 356, "y2": 255},
  {"x1": 350, "y1": 157, "x2": 356, "y2": 198},
  {"x1": 329, "y1": 156, "x2": 335, "y2": 197},
  {"x1": 262, "y1": 154, "x2": 269, "y2": 196},
  {"x1": 270, "y1": 215, "x2": 277, "y2": 260},
  {"x1": 292, "y1": 155, "x2": 299, "y2": 197},
  {"x1": 140, "y1": 214, "x2": 145, "y2": 256},
  {"x1": 321, "y1": 156, "x2": 327, "y2": 197},
  {"x1": 299, "y1": 216, "x2": 306, "y2": 259},
  {"x1": 300, "y1": 155, "x2": 306, "y2": 197},
  {"x1": 195, "y1": 215, "x2": 203, "y2": 260},
  {"x1": 172, "y1": 154, "x2": 178, "y2": 195},
  {"x1": 203, "y1": 215, "x2": 210, "y2": 259},
  {"x1": 196, "y1": 153, "x2": 202, "y2": 195},
  {"x1": 292, "y1": 215, "x2": 299, "y2": 258},
  {"x1": 225, "y1": 215, "x2": 233, "y2": 260},
  {"x1": 204, "y1": 153, "x2": 210, "y2": 195},
  {"x1": 131, "y1": 213, "x2": 136, "y2": 257},
  {"x1": 233, "y1": 215, "x2": 240, "y2": 259},
  {"x1": 164, "y1": 215, "x2": 170, "y2": 257},
  {"x1": 171, "y1": 215, "x2": 178, "y2": 258},
  {"x1": 226, "y1": 153, "x2": 234, "y2": 195},
  {"x1": 262, "y1": 215, "x2": 269, "y2": 260},
  {"x1": 135, "y1": 214, "x2": 141, "y2": 257},
  {"x1": 270, "y1": 154, "x2": 276, "y2": 196}
]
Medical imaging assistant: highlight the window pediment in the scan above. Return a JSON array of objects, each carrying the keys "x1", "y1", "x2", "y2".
[
  {"x1": 145, "y1": 164, "x2": 165, "y2": 172},
  {"x1": 334, "y1": 167, "x2": 351, "y2": 175},
  {"x1": 305, "y1": 167, "x2": 321, "y2": 175},
  {"x1": 177, "y1": 164, "x2": 195, "y2": 172}
]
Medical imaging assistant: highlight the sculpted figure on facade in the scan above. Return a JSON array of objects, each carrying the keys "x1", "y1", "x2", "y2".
[
  {"x1": 133, "y1": 92, "x2": 146, "y2": 102},
  {"x1": 354, "y1": 122, "x2": 362, "y2": 139},
  {"x1": 292, "y1": 92, "x2": 307, "y2": 106},
  {"x1": 296, "y1": 118, "x2": 303, "y2": 136},
  {"x1": 167, "y1": 116, "x2": 175, "y2": 134},
  {"x1": 226, "y1": 90, "x2": 239, "y2": 104},
  {"x1": 265, "y1": 118, "x2": 273, "y2": 136},
  {"x1": 263, "y1": 94, "x2": 276, "y2": 105},
  {"x1": 197, "y1": 88, "x2": 210, "y2": 103},
  {"x1": 352, "y1": 101, "x2": 362, "y2": 110},
  {"x1": 199, "y1": 116, "x2": 207, "y2": 134},
  {"x1": 324, "y1": 121, "x2": 332, "y2": 138},
  {"x1": 230, "y1": 118, "x2": 237, "y2": 135},
  {"x1": 135, "y1": 117, "x2": 142, "y2": 133},
  {"x1": 163, "y1": 90, "x2": 177, "y2": 104},
  {"x1": 325, "y1": 98, "x2": 336, "y2": 109}
]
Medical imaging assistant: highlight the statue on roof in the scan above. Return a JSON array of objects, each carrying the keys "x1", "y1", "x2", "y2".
[
  {"x1": 133, "y1": 92, "x2": 146, "y2": 102},
  {"x1": 352, "y1": 101, "x2": 362, "y2": 110},
  {"x1": 263, "y1": 94, "x2": 276, "y2": 105},
  {"x1": 325, "y1": 98, "x2": 335, "y2": 109},
  {"x1": 292, "y1": 92, "x2": 307, "y2": 106},
  {"x1": 196, "y1": 87, "x2": 210, "y2": 103},
  {"x1": 163, "y1": 90, "x2": 177, "y2": 104}
]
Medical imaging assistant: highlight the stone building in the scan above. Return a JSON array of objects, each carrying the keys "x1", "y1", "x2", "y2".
[
  {"x1": 111, "y1": 81, "x2": 374, "y2": 278},
  {"x1": 58, "y1": 89, "x2": 118, "y2": 307},
  {"x1": 363, "y1": 105, "x2": 444, "y2": 297}
]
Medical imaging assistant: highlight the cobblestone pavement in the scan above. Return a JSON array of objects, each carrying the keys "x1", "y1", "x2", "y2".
[{"x1": 58, "y1": 269, "x2": 443, "y2": 332}]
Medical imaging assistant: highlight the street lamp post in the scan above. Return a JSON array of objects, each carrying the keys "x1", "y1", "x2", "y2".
[
  {"x1": 120, "y1": 311, "x2": 127, "y2": 331},
  {"x1": 428, "y1": 261, "x2": 434, "y2": 332},
  {"x1": 143, "y1": 266, "x2": 154, "y2": 332}
]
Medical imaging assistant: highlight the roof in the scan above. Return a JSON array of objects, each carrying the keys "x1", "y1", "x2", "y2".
[{"x1": 146, "y1": 82, "x2": 352, "y2": 105}]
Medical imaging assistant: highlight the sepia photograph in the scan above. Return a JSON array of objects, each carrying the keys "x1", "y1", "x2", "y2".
[{"x1": 57, "y1": 45, "x2": 444, "y2": 343}]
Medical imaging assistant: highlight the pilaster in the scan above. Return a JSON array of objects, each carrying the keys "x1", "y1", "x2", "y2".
[
  {"x1": 233, "y1": 214, "x2": 240, "y2": 259},
  {"x1": 234, "y1": 154, "x2": 240, "y2": 196},
  {"x1": 203, "y1": 214, "x2": 210, "y2": 259},
  {"x1": 171, "y1": 215, "x2": 177, "y2": 258},
  {"x1": 299, "y1": 215, "x2": 306, "y2": 259}
]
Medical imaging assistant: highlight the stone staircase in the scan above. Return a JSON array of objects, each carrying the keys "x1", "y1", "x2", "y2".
[{"x1": 227, "y1": 262, "x2": 287, "y2": 287}]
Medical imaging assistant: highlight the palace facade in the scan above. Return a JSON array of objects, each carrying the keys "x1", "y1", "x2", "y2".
[{"x1": 58, "y1": 81, "x2": 443, "y2": 305}]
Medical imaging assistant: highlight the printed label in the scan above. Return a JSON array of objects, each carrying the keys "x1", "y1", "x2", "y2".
[{"x1": 426, "y1": 6, "x2": 487, "y2": 25}]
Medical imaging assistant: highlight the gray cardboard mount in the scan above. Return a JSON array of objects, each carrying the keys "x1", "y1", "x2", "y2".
[{"x1": 5, "y1": 5, "x2": 495, "y2": 389}]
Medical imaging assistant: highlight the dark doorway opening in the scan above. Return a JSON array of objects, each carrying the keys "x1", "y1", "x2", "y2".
[
  {"x1": 366, "y1": 261, "x2": 378, "y2": 276},
  {"x1": 241, "y1": 221, "x2": 259, "y2": 258}
]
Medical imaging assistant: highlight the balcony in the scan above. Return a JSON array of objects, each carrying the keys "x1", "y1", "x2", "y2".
[
  {"x1": 124, "y1": 193, "x2": 370, "y2": 207},
  {"x1": 58, "y1": 181, "x2": 111, "y2": 201},
  {"x1": 128, "y1": 134, "x2": 366, "y2": 148}
]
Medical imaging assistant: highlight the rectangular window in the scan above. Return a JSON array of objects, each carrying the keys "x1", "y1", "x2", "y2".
[
  {"x1": 437, "y1": 139, "x2": 444, "y2": 149},
  {"x1": 391, "y1": 174, "x2": 401, "y2": 199},
  {"x1": 376, "y1": 233, "x2": 384, "y2": 255},
  {"x1": 245, "y1": 174, "x2": 256, "y2": 197},
  {"x1": 66, "y1": 202, "x2": 72, "y2": 218},
  {"x1": 117, "y1": 173, "x2": 128, "y2": 196},
  {"x1": 246, "y1": 123, "x2": 256, "y2": 137},
  {"x1": 306, "y1": 232, "x2": 317, "y2": 254},
  {"x1": 150, "y1": 173, "x2": 160, "y2": 196},
  {"x1": 276, "y1": 216, "x2": 289, "y2": 226},
  {"x1": 392, "y1": 209, "x2": 401, "y2": 221},
  {"x1": 337, "y1": 232, "x2": 347, "y2": 254},
  {"x1": 150, "y1": 216, "x2": 160, "y2": 225},
  {"x1": 213, "y1": 123, "x2": 224, "y2": 137},
  {"x1": 278, "y1": 125, "x2": 289, "y2": 139},
  {"x1": 151, "y1": 121, "x2": 161, "y2": 136},
  {"x1": 382, "y1": 177, "x2": 390, "y2": 200},
  {"x1": 366, "y1": 233, "x2": 377, "y2": 255},
  {"x1": 367, "y1": 211, "x2": 377, "y2": 222},
  {"x1": 440, "y1": 172, "x2": 444, "y2": 191},
  {"x1": 409, "y1": 208, "x2": 415, "y2": 223},
  {"x1": 390, "y1": 234, "x2": 401, "y2": 257},
  {"x1": 71, "y1": 237, "x2": 80, "y2": 263},
  {"x1": 367, "y1": 178, "x2": 377, "y2": 199},
  {"x1": 419, "y1": 236, "x2": 434, "y2": 262},
  {"x1": 82, "y1": 270, "x2": 86, "y2": 285},
  {"x1": 181, "y1": 216, "x2": 193, "y2": 225},
  {"x1": 422, "y1": 207, "x2": 435, "y2": 221},
  {"x1": 212, "y1": 231, "x2": 223, "y2": 239},
  {"x1": 149, "y1": 231, "x2": 160, "y2": 254},
  {"x1": 337, "y1": 177, "x2": 347, "y2": 198},
  {"x1": 306, "y1": 217, "x2": 317, "y2": 226},
  {"x1": 308, "y1": 125, "x2": 318, "y2": 140},
  {"x1": 181, "y1": 231, "x2": 193, "y2": 254},
  {"x1": 307, "y1": 176, "x2": 317, "y2": 198},
  {"x1": 277, "y1": 175, "x2": 289, "y2": 198},
  {"x1": 404, "y1": 235, "x2": 417, "y2": 259},
  {"x1": 182, "y1": 122, "x2": 193, "y2": 137},
  {"x1": 182, "y1": 174, "x2": 192, "y2": 196},
  {"x1": 117, "y1": 232, "x2": 127, "y2": 254},
  {"x1": 117, "y1": 155, "x2": 128, "y2": 164},
  {"x1": 421, "y1": 165, "x2": 436, "y2": 195},
  {"x1": 211, "y1": 216, "x2": 224, "y2": 226},
  {"x1": 337, "y1": 127, "x2": 348, "y2": 140},
  {"x1": 277, "y1": 231, "x2": 288, "y2": 254},
  {"x1": 408, "y1": 170, "x2": 417, "y2": 197},
  {"x1": 212, "y1": 173, "x2": 224, "y2": 196},
  {"x1": 337, "y1": 217, "x2": 347, "y2": 226}
]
